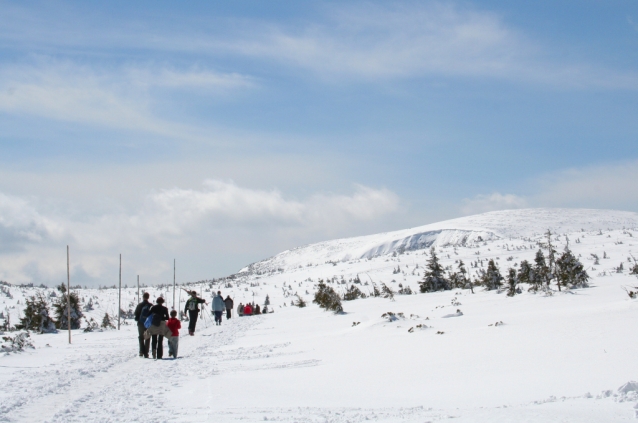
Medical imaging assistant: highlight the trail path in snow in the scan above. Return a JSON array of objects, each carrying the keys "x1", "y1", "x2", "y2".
[{"x1": 3, "y1": 316, "x2": 260, "y2": 423}]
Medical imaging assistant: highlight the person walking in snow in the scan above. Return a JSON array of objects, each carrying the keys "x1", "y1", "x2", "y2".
[
  {"x1": 166, "y1": 310, "x2": 181, "y2": 359},
  {"x1": 134, "y1": 292, "x2": 152, "y2": 358},
  {"x1": 237, "y1": 302, "x2": 244, "y2": 317},
  {"x1": 224, "y1": 295, "x2": 234, "y2": 320},
  {"x1": 254, "y1": 304, "x2": 261, "y2": 315},
  {"x1": 184, "y1": 291, "x2": 206, "y2": 336},
  {"x1": 211, "y1": 291, "x2": 225, "y2": 325},
  {"x1": 147, "y1": 297, "x2": 171, "y2": 360}
]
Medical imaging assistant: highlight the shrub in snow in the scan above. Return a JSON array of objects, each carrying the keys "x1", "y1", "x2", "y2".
[
  {"x1": 381, "y1": 312, "x2": 404, "y2": 322},
  {"x1": 342, "y1": 284, "x2": 365, "y2": 301},
  {"x1": 631, "y1": 263, "x2": 638, "y2": 276},
  {"x1": 313, "y1": 280, "x2": 343, "y2": 313},
  {"x1": 83, "y1": 298, "x2": 94, "y2": 312},
  {"x1": 15, "y1": 293, "x2": 57, "y2": 333},
  {"x1": 84, "y1": 318, "x2": 99, "y2": 332},
  {"x1": 293, "y1": 295, "x2": 307, "y2": 308},
  {"x1": 397, "y1": 283, "x2": 413, "y2": 295},
  {"x1": 101, "y1": 313, "x2": 116, "y2": 329},
  {"x1": 380, "y1": 283, "x2": 395, "y2": 300},
  {"x1": 369, "y1": 283, "x2": 381, "y2": 297},
  {"x1": 53, "y1": 284, "x2": 84, "y2": 330},
  {"x1": 419, "y1": 248, "x2": 450, "y2": 293},
  {"x1": 1, "y1": 331, "x2": 34, "y2": 353}
]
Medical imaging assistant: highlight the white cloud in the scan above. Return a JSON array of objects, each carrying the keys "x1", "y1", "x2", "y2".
[
  {"x1": 461, "y1": 192, "x2": 528, "y2": 215},
  {"x1": 219, "y1": 3, "x2": 638, "y2": 89},
  {"x1": 533, "y1": 160, "x2": 638, "y2": 210},
  {"x1": 460, "y1": 160, "x2": 638, "y2": 217},
  {"x1": 0, "y1": 181, "x2": 400, "y2": 285},
  {"x1": 0, "y1": 61, "x2": 253, "y2": 139}
]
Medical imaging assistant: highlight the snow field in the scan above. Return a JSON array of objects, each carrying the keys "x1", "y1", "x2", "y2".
[{"x1": 2, "y1": 209, "x2": 638, "y2": 421}]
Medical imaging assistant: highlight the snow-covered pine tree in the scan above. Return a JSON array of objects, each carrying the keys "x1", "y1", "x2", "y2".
[
  {"x1": 532, "y1": 249, "x2": 549, "y2": 290},
  {"x1": 517, "y1": 260, "x2": 532, "y2": 286},
  {"x1": 264, "y1": 295, "x2": 271, "y2": 306},
  {"x1": 506, "y1": 268, "x2": 518, "y2": 297},
  {"x1": 477, "y1": 259, "x2": 503, "y2": 290},
  {"x1": 448, "y1": 260, "x2": 470, "y2": 290},
  {"x1": 53, "y1": 284, "x2": 84, "y2": 329},
  {"x1": 419, "y1": 247, "x2": 450, "y2": 293},
  {"x1": 556, "y1": 247, "x2": 589, "y2": 288},
  {"x1": 101, "y1": 313, "x2": 115, "y2": 329},
  {"x1": 16, "y1": 292, "x2": 57, "y2": 333}
]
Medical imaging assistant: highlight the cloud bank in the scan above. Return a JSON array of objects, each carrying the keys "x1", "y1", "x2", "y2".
[{"x1": 0, "y1": 181, "x2": 399, "y2": 286}]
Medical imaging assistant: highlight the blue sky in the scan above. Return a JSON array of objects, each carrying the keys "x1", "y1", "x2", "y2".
[{"x1": 1, "y1": 0, "x2": 637, "y2": 286}]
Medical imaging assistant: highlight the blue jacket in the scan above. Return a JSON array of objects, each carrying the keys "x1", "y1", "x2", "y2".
[{"x1": 211, "y1": 295, "x2": 226, "y2": 312}]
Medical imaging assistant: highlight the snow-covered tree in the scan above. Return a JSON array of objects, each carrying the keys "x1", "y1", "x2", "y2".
[
  {"x1": 16, "y1": 292, "x2": 57, "y2": 333},
  {"x1": 449, "y1": 260, "x2": 470, "y2": 290},
  {"x1": 313, "y1": 280, "x2": 343, "y2": 313},
  {"x1": 419, "y1": 247, "x2": 450, "y2": 293},
  {"x1": 532, "y1": 249, "x2": 549, "y2": 290},
  {"x1": 53, "y1": 284, "x2": 84, "y2": 330},
  {"x1": 506, "y1": 268, "x2": 518, "y2": 297},
  {"x1": 517, "y1": 260, "x2": 532, "y2": 286},
  {"x1": 343, "y1": 284, "x2": 364, "y2": 301},
  {"x1": 556, "y1": 248, "x2": 589, "y2": 288},
  {"x1": 477, "y1": 259, "x2": 503, "y2": 291}
]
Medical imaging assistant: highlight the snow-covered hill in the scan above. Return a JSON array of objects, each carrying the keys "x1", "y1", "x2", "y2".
[
  {"x1": 240, "y1": 208, "x2": 638, "y2": 274},
  {"x1": 2, "y1": 208, "x2": 638, "y2": 422}
]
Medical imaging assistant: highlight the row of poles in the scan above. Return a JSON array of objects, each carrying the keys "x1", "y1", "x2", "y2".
[{"x1": 66, "y1": 246, "x2": 177, "y2": 344}]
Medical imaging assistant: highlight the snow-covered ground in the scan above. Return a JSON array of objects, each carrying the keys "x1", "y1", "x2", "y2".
[{"x1": 2, "y1": 208, "x2": 638, "y2": 422}]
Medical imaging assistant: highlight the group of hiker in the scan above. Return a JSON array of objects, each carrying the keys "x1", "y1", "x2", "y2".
[
  {"x1": 236, "y1": 302, "x2": 263, "y2": 316},
  {"x1": 134, "y1": 289, "x2": 253, "y2": 360}
]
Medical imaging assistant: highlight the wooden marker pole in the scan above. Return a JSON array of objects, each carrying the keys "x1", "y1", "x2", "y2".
[
  {"x1": 118, "y1": 254, "x2": 122, "y2": 330},
  {"x1": 67, "y1": 245, "x2": 71, "y2": 344},
  {"x1": 137, "y1": 275, "x2": 140, "y2": 304}
]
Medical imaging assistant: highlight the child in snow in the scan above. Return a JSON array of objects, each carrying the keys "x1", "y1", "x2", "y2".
[{"x1": 167, "y1": 310, "x2": 181, "y2": 358}]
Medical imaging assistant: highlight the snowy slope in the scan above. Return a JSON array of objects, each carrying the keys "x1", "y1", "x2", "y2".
[
  {"x1": 2, "y1": 208, "x2": 638, "y2": 422},
  {"x1": 240, "y1": 208, "x2": 638, "y2": 274}
]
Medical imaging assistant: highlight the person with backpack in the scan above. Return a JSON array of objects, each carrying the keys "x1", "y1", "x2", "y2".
[
  {"x1": 147, "y1": 297, "x2": 170, "y2": 359},
  {"x1": 166, "y1": 310, "x2": 181, "y2": 359},
  {"x1": 134, "y1": 292, "x2": 152, "y2": 358},
  {"x1": 211, "y1": 291, "x2": 225, "y2": 325},
  {"x1": 237, "y1": 302, "x2": 244, "y2": 317},
  {"x1": 184, "y1": 291, "x2": 206, "y2": 336},
  {"x1": 224, "y1": 295, "x2": 234, "y2": 320},
  {"x1": 244, "y1": 303, "x2": 253, "y2": 316}
]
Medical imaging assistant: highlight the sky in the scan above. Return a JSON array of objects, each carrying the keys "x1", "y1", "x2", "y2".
[{"x1": 1, "y1": 0, "x2": 638, "y2": 287}]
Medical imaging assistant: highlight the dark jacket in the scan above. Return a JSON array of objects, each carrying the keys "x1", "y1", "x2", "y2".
[
  {"x1": 149, "y1": 304, "x2": 169, "y2": 322},
  {"x1": 224, "y1": 296, "x2": 234, "y2": 310},
  {"x1": 184, "y1": 297, "x2": 205, "y2": 314},
  {"x1": 134, "y1": 300, "x2": 152, "y2": 322}
]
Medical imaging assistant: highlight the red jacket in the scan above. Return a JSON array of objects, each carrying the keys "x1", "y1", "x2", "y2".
[
  {"x1": 166, "y1": 318, "x2": 181, "y2": 336},
  {"x1": 244, "y1": 304, "x2": 253, "y2": 316}
]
